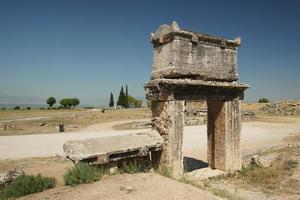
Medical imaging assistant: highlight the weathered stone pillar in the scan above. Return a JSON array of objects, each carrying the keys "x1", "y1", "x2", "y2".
[
  {"x1": 207, "y1": 99, "x2": 241, "y2": 172},
  {"x1": 151, "y1": 100, "x2": 184, "y2": 178}
]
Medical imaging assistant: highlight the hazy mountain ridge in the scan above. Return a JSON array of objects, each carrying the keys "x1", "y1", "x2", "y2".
[{"x1": 0, "y1": 94, "x2": 45, "y2": 104}]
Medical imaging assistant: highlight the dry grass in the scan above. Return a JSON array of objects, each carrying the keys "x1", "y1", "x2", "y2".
[
  {"x1": 0, "y1": 156, "x2": 73, "y2": 186},
  {"x1": 0, "y1": 109, "x2": 82, "y2": 121},
  {"x1": 239, "y1": 165, "x2": 280, "y2": 188},
  {"x1": 242, "y1": 102, "x2": 267, "y2": 114},
  {"x1": 0, "y1": 108, "x2": 151, "y2": 136},
  {"x1": 253, "y1": 115, "x2": 299, "y2": 123},
  {"x1": 206, "y1": 145, "x2": 300, "y2": 197}
]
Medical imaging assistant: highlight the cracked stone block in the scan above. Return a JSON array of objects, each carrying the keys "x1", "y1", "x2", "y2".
[{"x1": 63, "y1": 131, "x2": 164, "y2": 165}]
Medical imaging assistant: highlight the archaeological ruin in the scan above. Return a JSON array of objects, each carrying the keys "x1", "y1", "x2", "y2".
[
  {"x1": 145, "y1": 21, "x2": 249, "y2": 177},
  {"x1": 64, "y1": 21, "x2": 249, "y2": 179}
]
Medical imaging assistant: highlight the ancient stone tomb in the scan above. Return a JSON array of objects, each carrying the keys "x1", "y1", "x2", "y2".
[
  {"x1": 145, "y1": 22, "x2": 249, "y2": 178},
  {"x1": 64, "y1": 21, "x2": 249, "y2": 179}
]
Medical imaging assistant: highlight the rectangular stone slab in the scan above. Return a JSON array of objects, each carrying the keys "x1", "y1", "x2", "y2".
[
  {"x1": 151, "y1": 22, "x2": 241, "y2": 81},
  {"x1": 63, "y1": 131, "x2": 164, "y2": 164},
  {"x1": 145, "y1": 78, "x2": 249, "y2": 101}
]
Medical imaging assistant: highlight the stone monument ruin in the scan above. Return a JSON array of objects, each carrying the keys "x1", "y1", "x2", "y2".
[
  {"x1": 145, "y1": 21, "x2": 249, "y2": 178},
  {"x1": 64, "y1": 21, "x2": 249, "y2": 179}
]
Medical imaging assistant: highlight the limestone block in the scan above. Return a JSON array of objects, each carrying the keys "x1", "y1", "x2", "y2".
[
  {"x1": 63, "y1": 131, "x2": 164, "y2": 165},
  {"x1": 151, "y1": 22, "x2": 241, "y2": 81}
]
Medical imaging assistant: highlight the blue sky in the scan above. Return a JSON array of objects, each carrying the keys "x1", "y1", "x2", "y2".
[{"x1": 0, "y1": 0, "x2": 300, "y2": 105}]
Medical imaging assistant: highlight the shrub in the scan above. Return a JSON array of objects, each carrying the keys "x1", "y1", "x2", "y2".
[
  {"x1": 1, "y1": 108, "x2": 6, "y2": 110},
  {"x1": 0, "y1": 174, "x2": 56, "y2": 199},
  {"x1": 284, "y1": 160, "x2": 298, "y2": 170},
  {"x1": 84, "y1": 106, "x2": 94, "y2": 109},
  {"x1": 13, "y1": 106, "x2": 20, "y2": 110},
  {"x1": 26, "y1": 107, "x2": 31, "y2": 110},
  {"x1": 119, "y1": 160, "x2": 149, "y2": 174},
  {"x1": 258, "y1": 98, "x2": 269, "y2": 103},
  {"x1": 64, "y1": 163, "x2": 105, "y2": 186}
]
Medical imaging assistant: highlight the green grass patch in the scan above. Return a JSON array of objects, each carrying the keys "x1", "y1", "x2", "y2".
[
  {"x1": 239, "y1": 165, "x2": 279, "y2": 187},
  {"x1": 0, "y1": 174, "x2": 56, "y2": 200},
  {"x1": 119, "y1": 160, "x2": 149, "y2": 174},
  {"x1": 64, "y1": 163, "x2": 105, "y2": 186}
]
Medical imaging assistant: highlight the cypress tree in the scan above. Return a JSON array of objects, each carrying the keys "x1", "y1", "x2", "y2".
[
  {"x1": 117, "y1": 86, "x2": 125, "y2": 107},
  {"x1": 109, "y1": 93, "x2": 114, "y2": 107},
  {"x1": 125, "y1": 85, "x2": 129, "y2": 108}
]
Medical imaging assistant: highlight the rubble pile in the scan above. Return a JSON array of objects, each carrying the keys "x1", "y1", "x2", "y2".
[{"x1": 261, "y1": 102, "x2": 300, "y2": 115}]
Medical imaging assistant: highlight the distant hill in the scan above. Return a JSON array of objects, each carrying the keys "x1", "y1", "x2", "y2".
[{"x1": 0, "y1": 94, "x2": 45, "y2": 105}]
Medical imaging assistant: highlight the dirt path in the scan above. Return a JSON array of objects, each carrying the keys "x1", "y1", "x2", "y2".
[
  {"x1": 0, "y1": 120, "x2": 149, "y2": 159},
  {"x1": 183, "y1": 121, "x2": 300, "y2": 162},
  {"x1": 0, "y1": 116, "x2": 50, "y2": 123},
  {"x1": 19, "y1": 173, "x2": 221, "y2": 200},
  {"x1": 81, "y1": 119, "x2": 147, "y2": 132},
  {"x1": 0, "y1": 120, "x2": 300, "y2": 160}
]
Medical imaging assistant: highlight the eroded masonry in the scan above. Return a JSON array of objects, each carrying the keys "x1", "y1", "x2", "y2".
[{"x1": 145, "y1": 22, "x2": 249, "y2": 177}]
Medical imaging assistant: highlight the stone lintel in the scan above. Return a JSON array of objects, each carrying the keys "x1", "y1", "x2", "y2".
[
  {"x1": 145, "y1": 79, "x2": 249, "y2": 101},
  {"x1": 63, "y1": 131, "x2": 164, "y2": 165}
]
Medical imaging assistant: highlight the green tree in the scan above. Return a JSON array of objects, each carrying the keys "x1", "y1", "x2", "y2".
[
  {"x1": 59, "y1": 98, "x2": 80, "y2": 109},
  {"x1": 47, "y1": 97, "x2": 56, "y2": 108},
  {"x1": 60, "y1": 98, "x2": 69, "y2": 108},
  {"x1": 109, "y1": 93, "x2": 114, "y2": 107},
  {"x1": 117, "y1": 86, "x2": 126, "y2": 107},
  {"x1": 71, "y1": 98, "x2": 80, "y2": 108},
  {"x1": 125, "y1": 85, "x2": 129, "y2": 108},
  {"x1": 128, "y1": 95, "x2": 142, "y2": 108},
  {"x1": 258, "y1": 98, "x2": 269, "y2": 103},
  {"x1": 14, "y1": 106, "x2": 20, "y2": 110}
]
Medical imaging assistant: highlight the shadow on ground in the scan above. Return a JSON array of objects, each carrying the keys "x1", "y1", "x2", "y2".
[{"x1": 183, "y1": 157, "x2": 209, "y2": 172}]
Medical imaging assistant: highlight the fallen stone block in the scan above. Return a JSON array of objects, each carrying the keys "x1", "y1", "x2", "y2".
[
  {"x1": 0, "y1": 169, "x2": 25, "y2": 188},
  {"x1": 63, "y1": 131, "x2": 164, "y2": 165}
]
